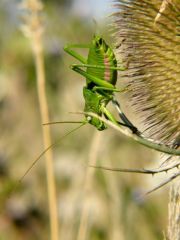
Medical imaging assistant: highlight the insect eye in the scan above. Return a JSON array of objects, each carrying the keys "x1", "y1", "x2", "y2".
[{"x1": 99, "y1": 38, "x2": 103, "y2": 45}]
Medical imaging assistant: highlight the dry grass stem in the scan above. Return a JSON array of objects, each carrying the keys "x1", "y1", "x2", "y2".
[
  {"x1": 168, "y1": 182, "x2": 180, "y2": 240},
  {"x1": 34, "y1": 41, "x2": 59, "y2": 240},
  {"x1": 20, "y1": 1, "x2": 59, "y2": 239},
  {"x1": 103, "y1": 158, "x2": 125, "y2": 240},
  {"x1": 77, "y1": 131, "x2": 102, "y2": 240}
]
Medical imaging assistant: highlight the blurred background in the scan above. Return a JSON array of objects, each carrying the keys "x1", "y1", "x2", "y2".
[{"x1": 0, "y1": 0, "x2": 169, "y2": 239}]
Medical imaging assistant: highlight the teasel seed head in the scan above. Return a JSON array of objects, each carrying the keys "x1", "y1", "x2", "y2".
[{"x1": 112, "y1": 0, "x2": 180, "y2": 147}]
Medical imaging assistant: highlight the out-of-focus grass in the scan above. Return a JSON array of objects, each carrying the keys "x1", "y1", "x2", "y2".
[{"x1": 0, "y1": 1, "x2": 169, "y2": 240}]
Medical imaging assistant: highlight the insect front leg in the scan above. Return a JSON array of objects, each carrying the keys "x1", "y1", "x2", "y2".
[
  {"x1": 64, "y1": 44, "x2": 90, "y2": 64},
  {"x1": 100, "y1": 105, "x2": 130, "y2": 128},
  {"x1": 100, "y1": 105, "x2": 118, "y2": 124},
  {"x1": 101, "y1": 104, "x2": 140, "y2": 133}
]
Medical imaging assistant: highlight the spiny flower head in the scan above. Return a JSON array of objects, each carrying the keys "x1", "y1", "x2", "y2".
[{"x1": 112, "y1": 0, "x2": 180, "y2": 146}]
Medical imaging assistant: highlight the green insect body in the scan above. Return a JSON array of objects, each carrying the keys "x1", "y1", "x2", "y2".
[
  {"x1": 83, "y1": 88, "x2": 107, "y2": 130},
  {"x1": 64, "y1": 35, "x2": 124, "y2": 131},
  {"x1": 84, "y1": 36, "x2": 118, "y2": 130}
]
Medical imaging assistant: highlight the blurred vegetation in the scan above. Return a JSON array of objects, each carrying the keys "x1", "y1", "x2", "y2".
[{"x1": 0, "y1": 1, "x2": 171, "y2": 240}]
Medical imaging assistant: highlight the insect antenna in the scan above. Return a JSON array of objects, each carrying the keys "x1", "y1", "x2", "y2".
[
  {"x1": 43, "y1": 120, "x2": 85, "y2": 125},
  {"x1": 92, "y1": 18, "x2": 100, "y2": 36},
  {"x1": 9, "y1": 122, "x2": 86, "y2": 196}
]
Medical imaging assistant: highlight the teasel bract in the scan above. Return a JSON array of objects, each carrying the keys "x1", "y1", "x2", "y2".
[{"x1": 112, "y1": 0, "x2": 180, "y2": 154}]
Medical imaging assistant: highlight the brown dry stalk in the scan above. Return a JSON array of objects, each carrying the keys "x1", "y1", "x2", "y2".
[
  {"x1": 34, "y1": 39, "x2": 59, "y2": 240},
  {"x1": 77, "y1": 131, "x2": 102, "y2": 240},
  {"x1": 20, "y1": 1, "x2": 59, "y2": 239},
  {"x1": 168, "y1": 182, "x2": 180, "y2": 240},
  {"x1": 102, "y1": 157, "x2": 125, "y2": 240}
]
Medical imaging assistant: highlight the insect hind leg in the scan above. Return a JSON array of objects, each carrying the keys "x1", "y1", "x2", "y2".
[
  {"x1": 112, "y1": 99, "x2": 140, "y2": 134},
  {"x1": 71, "y1": 65, "x2": 117, "y2": 90},
  {"x1": 92, "y1": 86, "x2": 127, "y2": 93}
]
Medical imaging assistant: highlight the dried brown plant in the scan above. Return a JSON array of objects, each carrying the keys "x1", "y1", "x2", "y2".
[{"x1": 20, "y1": 1, "x2": 59, "y2": 239}]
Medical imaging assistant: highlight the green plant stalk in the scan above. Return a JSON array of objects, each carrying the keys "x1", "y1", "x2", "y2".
[{"x1": 81, "y1": 112, "x2": 180, "y2": 156}]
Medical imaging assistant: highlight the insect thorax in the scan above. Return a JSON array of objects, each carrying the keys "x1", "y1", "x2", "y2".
[{"x1": 83, "y1": 87, "x2": 108, "y2": 131}]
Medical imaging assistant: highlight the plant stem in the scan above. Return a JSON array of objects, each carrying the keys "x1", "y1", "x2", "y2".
[
  {"x1": 21, "y1": 0, "x2": 59, "y2": 238},
  {"x1": 168, "y1": 181, "x2": 180, "y2": 240},
  {"x1": 77, "y1": 131, "x2": 102, "y2": 240},
  {"x1": 81, "y1": 112, "x2": 180, "y2": 156},
  {"x1": 33, "y1": 35, "x2": 59, "y2": 240}
]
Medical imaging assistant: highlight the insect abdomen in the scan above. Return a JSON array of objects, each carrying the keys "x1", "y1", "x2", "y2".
[{"x1": 87, "y1": 39, "x2": 117, "y2": 86}]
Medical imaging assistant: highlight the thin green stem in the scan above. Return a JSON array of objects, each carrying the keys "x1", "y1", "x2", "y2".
[{"x1": 75, "y1": 111, "x2": 180, "y2": 156}]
